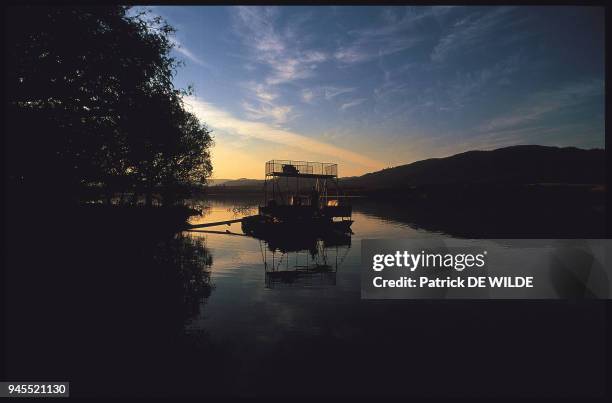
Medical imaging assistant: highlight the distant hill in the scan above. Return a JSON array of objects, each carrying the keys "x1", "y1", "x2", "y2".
[
  {"x1": 341, "y1": 145, "x2": 605, "y2": 190},
  {"x1": 206, "y1": 179, "x2": 231, "y2": 186},
  {"x1": 208, "y1": 178, "x2": 264, "y2": 187},
  {"x1": 206, "y1": 145, "x2": 605, "y2": 191}
]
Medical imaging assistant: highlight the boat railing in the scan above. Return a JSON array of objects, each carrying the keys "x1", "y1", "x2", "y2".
[{"x1": 265, "y1": 160, "x2": 338, "y2": 178}]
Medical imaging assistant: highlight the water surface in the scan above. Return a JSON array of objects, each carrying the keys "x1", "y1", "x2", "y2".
[
  {"x1": 179, "y1": 196, "x2": 605, "y2": 397},
  {"x1": 5, "y1": 195, "x2": 605, "y2": 397}
]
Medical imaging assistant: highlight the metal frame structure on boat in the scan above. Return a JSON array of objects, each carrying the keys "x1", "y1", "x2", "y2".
[{"x1": 261, "y1": 159, "x2": 351, "y2": 221}]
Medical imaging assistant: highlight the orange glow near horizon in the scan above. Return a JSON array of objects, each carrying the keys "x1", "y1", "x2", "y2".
[{"x1": 186, "y1": 96, "x2": 387, "y2": 180}]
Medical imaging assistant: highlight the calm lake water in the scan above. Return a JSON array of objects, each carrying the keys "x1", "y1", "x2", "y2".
[
  {"x1": 176, "y1": 196, "x2": 605, "y2": 397},
  {"x1": 5, "y1": 195, "x2": 606, "y2": 398}
]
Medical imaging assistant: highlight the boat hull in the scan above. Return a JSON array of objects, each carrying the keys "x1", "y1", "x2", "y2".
[{"x1": 241, "y1": 214, "x2": 353, "y2": 252}]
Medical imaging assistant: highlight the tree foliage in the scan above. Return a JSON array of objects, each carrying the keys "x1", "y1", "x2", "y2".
[{"x1": 6, "y1": 5, "x2": 213, "y2": 206}]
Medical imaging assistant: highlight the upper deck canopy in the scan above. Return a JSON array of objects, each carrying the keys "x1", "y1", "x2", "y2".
[{"x1": 266, "y1": 160, "x2": 338, "y2": 179}]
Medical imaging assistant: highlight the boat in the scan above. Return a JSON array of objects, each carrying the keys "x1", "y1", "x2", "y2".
[{"x1": 241, "y1": 160, "x2": 353, "y2": 238}]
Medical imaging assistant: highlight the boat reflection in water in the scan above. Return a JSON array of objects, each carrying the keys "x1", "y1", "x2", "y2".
[{"x1": 243, "y1": 220, "x2": 352, "y2": 288}]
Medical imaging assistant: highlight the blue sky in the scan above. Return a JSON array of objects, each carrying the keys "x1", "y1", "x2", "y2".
[{"x1": 135, "y1": 6, "x2": 604, "y2": 179}]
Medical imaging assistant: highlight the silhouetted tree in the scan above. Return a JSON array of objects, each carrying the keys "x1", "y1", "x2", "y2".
[
  {"x1": 123, "y1": 84, "x2": 212, "y2": 207},
  {"x1": 6, "y1": 5, "x2": 212, "y2": 206}
]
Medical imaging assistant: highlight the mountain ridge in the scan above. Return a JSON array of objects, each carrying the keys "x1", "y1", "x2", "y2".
[
  {"x1": 342, "y1": 145, "x2": 605, "y2": 189},
  {"x1": 207, "y1": 145, "x2": 605, "y2": 190}
]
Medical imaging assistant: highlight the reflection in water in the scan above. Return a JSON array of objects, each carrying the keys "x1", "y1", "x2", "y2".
[
  {"x1": 181, "y1": 195, "x2": 606, "y2": 397},
  {"x1": 350, "y1": 196, "x2": 605, "y2": 238},
  {"x1": 229, "y1": 203, "x2": 258, "y2": 218},
  {"x1": 189, "y1": 197, "x2": 353, "y2": 289},
  {"x1": 162, "y1": 233, "x2": 214, "y2": 321},
  {"x1": 261, "y1": 236, "x2": 351, "y2": 289},
  {"x1": 10, "y1": 196, "x2": 602, "y2": 397},
  {"x1": 6, "y1": 208, "x2": 225, "y2": 396}
]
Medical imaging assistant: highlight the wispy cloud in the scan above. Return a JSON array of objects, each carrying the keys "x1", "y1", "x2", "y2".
[
  {"x1": 246, "y1": 82, "x2": 279, "y2": 103},
  {"x1": 301, "y1": 86, "x2": 356, "y2": 103},
  {"x1": 232, "y1": 7, "x2": 328, "y2": 85},
  {"x1": 340, "y1": 98, "x2": 367, "y2": 111},
  {"x1": 444, "y1": 52, "x2": 523, "y2": 110},
  {"x1": 334, "y1": 7, "x2": 441, "y2": 65},
  {"x1": 239, "y1": 81, "x2": 295, "y2": 124},
  {"x1": 478, "y1": 79, "x2": 604, "y2": 132},
  {"x1": 185, "y1": 95, "x2": 383, "y2": 170},
  {"x1": 230, "y1": 7, "x2": 330, "y2": 124},
  {"x1": 242, "y1": 101, "x2": 293, "y2": 124},
  {"x1": 431, "y1": 7, "x2": 521, "y2": 62},
  {"x1": 373, "y1": 51, "x2": 524, "y2": 120},
  {"x1": 301, "y1": 89, "x2": 315, "y2": 103},
  {"x1": 323, "y1": 86, "x2": 355, "y2": 100},
  {"x1": 334, "y1": 36, "x2": 420, "y2": 65},
  {"x1": 169, "y1": 37, "x2": 208, "y2": 67}
]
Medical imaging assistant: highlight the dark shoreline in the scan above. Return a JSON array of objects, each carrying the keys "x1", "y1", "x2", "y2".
[{"x1": 194, "y1": 183, "x2": 606, "y2": 238}]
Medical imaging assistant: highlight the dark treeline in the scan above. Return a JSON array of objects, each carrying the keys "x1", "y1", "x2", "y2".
[
  {"x1": 4, "y1": 7, "x2": 226, "y2": 394},
  {"x1": 6, "y1": 5, "x2": 212, "y2": 208}
]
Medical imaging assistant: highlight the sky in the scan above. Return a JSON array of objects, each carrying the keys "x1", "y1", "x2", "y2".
[{"x1": 135, "y1": 6, "x2": 605, "y2": 179}]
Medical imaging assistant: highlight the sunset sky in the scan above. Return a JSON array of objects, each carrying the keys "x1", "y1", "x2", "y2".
[{"x1": 135, "y1": 6, "x2": 604, "y2": 179}]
